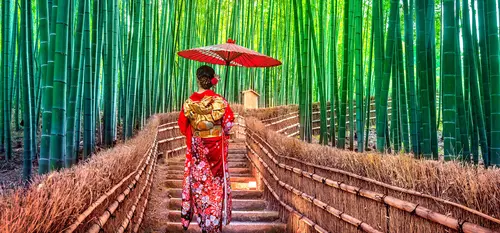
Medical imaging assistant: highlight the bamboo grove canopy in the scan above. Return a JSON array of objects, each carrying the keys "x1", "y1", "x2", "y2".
[{"x1": 0, "y1": 0, "x2": 500, "y2": 181}]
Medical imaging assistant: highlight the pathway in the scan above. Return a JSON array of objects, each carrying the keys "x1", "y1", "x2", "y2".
[{"x1": 144, "y1": 140, "x2": 286, "y2": 233}]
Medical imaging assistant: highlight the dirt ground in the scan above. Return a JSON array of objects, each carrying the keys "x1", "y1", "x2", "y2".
[{"x1": 0, "y1": 128, "x2": 33, "y2": 194}]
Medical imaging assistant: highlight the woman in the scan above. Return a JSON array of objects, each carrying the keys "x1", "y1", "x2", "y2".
[{"x1": 177, "y1": 65, "x2": 234, "y2": 233}]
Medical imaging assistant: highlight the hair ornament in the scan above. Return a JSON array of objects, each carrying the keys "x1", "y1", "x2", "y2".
[{"x1": 211, "y1": 77, "x2": 219, "y2": 85}]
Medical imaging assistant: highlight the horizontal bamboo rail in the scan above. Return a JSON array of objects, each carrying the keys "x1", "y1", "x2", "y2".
[
  {"x1": 158, "y1": 135, "x2": 185, "y2": 144},
  {"x1": 87, "y1": 143, "x2": 158, "y2": 233},
  {"x1": 166, "y1": 145, "x2": 187, "y2": 155},
  {"x1": 246, "y1": 128, "x2": 498, "y2": 233},
  {"x1": 261, "y1": 111, "x2": 299, "y2": 123},
  {"x1": 132, "y1": 184, "x2": 151, "y2": 233},
  {"x1": 64, "y1": 120, "x2": 183, "y2": 233},
  {"x1": 265, "y1": 115, "x2": 299, "y2": 127},
  {"x1": 158, "y1": 125, "x2": 180, "y2": 133},
  {"x1": 116, "y1": 146, "x2": 157, "y2": 233},
  {"x1": 249, "y1": 128, "x2": 500, "y2": 226},
  {"x1": 64, "y1": 140, "x2": 157, "y2": 233},
  {"x1": 276, "y1": 123, "x2": 300, "y2": 133},
  {"x1": 158, "y1": 122, "x2": 178, "y2": 129}
]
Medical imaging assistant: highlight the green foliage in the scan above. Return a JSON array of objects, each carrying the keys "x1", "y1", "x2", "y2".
[{"x1": 2, "y1": 0, "x2": 500, "y2": 180}]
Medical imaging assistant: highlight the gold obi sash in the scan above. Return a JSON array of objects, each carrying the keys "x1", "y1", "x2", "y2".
[
  {"x1": 192, "y1": 125, "x2": 222, "y2": 138},
  {"x1": 183, "y1": 95, "x2": 226, "y2": 138}
]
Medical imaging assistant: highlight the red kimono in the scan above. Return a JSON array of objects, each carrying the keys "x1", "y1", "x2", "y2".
[{"x1": 178, "y1": 90, "x2": 234, "y2": 233}]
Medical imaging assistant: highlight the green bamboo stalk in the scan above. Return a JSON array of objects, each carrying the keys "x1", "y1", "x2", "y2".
[
  {"x1": 403, "y1": 0, "x2": 419, "y2": 155},
  {"x1": 39, "y1": 0, "x2": 58, "y2": 173},
  {"x1": 49, "y1": 0, "x2": 70, "y2": 171},
  {"x1": 486, "y1": 0, "x2": 500, "y2": 165},
  {"x1": 372, "y1": 0, "x2": 384, "y2": 152},
  {"x1": 125, "y1": 0, "x2": 142, "y2": 139},
  {"x1": 397, "y1": 17, "x2": 409, "y2": 153},
  {"x1": 364, "y1": 19, "x2": 374, "y2": 150},
  {"x1": 354, "y1": 0, "x2": 364, "y2": 152},
  {"x1": 416, "y1": 0, "x2": 432, "y2": 158},
  {"x1": 338, "y1": 0, "x2": 351, "y2": 150},
  {"x1": 468, "y1": 0, "x2": 489, "y2": 164},
  {"x1": 442, "y1": 0, "x2": 457, "y2": 159},
  {"x1": 103, "y1": 0, "x2": 116, "y2": 146},
  {"x1": 83, "y1": 0, "x2": 93, "y2": 158},
  {"x1": 329, "y1": 0, "x2": 339, "y2": 147},
  {"x1": 462, "y1": 0, "x2": 473, "y2": 161},
  {"x1": 2, "y1": 0, "x2": 13, "y2": 159},
  {"x1": 391, "y1": 47, "x2": 400, "y2": 152},
  {"x1": 66, "y1": 0, "x2": 87, "y2": 167},
  {"x1": 376, "y1": 0, "x2": 399, "y2": 153},
  {"x1": 347, "y1": 0, "x2": 355, "y2": 151},
  {"x1": 427, "y1": 0, "x2": 438, "y2": 159},
  {"x1": 20, "y1": 0, "x2": 33, "y2": 181},
  {"x1": 308, "y1": 0, "x2": 328, "y2": 145}
]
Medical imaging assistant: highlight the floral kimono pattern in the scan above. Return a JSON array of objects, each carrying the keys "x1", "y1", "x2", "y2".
[{"x1": 178, "y1": 90, "x2": 234, "y2": 233}]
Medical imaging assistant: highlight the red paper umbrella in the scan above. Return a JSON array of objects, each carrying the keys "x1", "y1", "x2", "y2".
[
  {"x1": 178, "y1": 39, "x2": 282, "y2": 68},
  {"x1": 177, "y1": 39, "x2": 282, "y2": 97}
]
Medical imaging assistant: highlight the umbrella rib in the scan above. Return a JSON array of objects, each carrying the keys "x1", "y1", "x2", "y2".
[
  {"x1": 199, "y1": 50, "x2": 226, "y2": 62},
  {"x1": 240, "y1": 54, "x2": 257, "y2": 67},
  {"x1": 190, "y1": 52, "x2": 222, "y2": 65}
]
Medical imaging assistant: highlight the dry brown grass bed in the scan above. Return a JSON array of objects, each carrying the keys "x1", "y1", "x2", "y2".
[
  {"x1": 0, "y1": 113, "x2": 178, "y2": 233},
  {"x1": 245, "y1": 117, "x2": 500, "y2": 219},
  {"x1": 245, "y1": 105, "x2": 298, "y2": 120}
]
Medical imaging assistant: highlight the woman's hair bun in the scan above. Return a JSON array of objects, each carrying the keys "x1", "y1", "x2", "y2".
[{"x1": 197, "y1": 65, "x2": 215, "y2": 89}]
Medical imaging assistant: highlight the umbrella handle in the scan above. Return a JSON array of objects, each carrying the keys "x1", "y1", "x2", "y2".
[{"x1": 223, "y1": 64, "x2": 230, "y2": 99}]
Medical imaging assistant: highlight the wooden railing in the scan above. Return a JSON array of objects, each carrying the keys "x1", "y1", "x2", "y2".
[
  {"x1": 63, "y1": 136, "x2": 158, "y2": 232},
  {"x1": 257, "y1": 100, "x2": 396, "y2": 138},
  {"x1": 243, "y1": 117, "x2": 500, "y2": 233},
  {"x1": 62, "y1": 113, "x2": 186, "y2": 233}
]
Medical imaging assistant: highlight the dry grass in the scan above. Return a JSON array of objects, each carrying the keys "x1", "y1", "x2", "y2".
[
  {"x1": 245, "y1": 117, "x2": 500, "y2": 219},
  {"x1": 229, "y1": 103, "x2": 245, "y2": 116},
  {"x1": 0, "y1": 113, "x2": 178, "y2": 233},
  {"x1": 245, "y1": 105, "x2": 298, "y2": 120}
]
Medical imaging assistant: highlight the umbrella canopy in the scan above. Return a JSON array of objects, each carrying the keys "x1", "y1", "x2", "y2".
[{"x1": 177, "y1": 39, "x2": 282, "y2": 68}]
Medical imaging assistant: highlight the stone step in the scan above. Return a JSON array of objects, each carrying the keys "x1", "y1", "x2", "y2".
[
  {"x1": 228, "y1": 149, "x2": 247, "y2": 155},
  {"x1": 169, "y1": 198, "x2": 267, "y2": 211},
  {"x1": 166, "y1": 165, "x2": 186, "y2": 171},
  {"x1": 168, "y1": 152, "x2": 248, "y2": 161},
  {"x1": 167, "y1": 188, "x2": 263, "y2": 199},
  {"x1": 168, "y1": 159, "x2": 249, "y2": 164},
  {"x1": 228, "y1": 158, "x2": 249, "y2": 163},
  {"x1": 164, "y1": 179, "x2": 256, "y2": 190},
  {"x1": 165, "y1": 170, "x2": 252, "y2": 177},
  {"x1": 166, "y1": 170, "x2": 184, "y2": 175},
  {"x1": 166, "y1": 165, "x2": 250, "y2": 174},
  {"x1": 168, "y1": 210, "x2": 280, "y2": 222},
  {"x1": 229, "y1": 143, "x2": 246, "y2": 148},
  {"x1": 229, "y1": 167, "x2": 251, "y2": 174},
  {"x1": 166, "y1": 154, "x2": 247, "y2": 161},
  {"x1": 165, "y1": 221, "x2": 286, "y2": 233},
  {"x1": 168, "y1": 153, "x2": 247, "y2": 161},
  {"x1": 168, "y1": 161, "x2": 248, "y2": 168},
  {"x1": 166, "y1": 174, "x2": 255, "y2": 182}
]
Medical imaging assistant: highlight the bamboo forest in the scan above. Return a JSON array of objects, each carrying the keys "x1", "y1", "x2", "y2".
[
  {"x1": 1, "y1": 0, "x2": 500, "y2": 180},
  {"x1": 1, "y1": 0, "x2": 500, "y2": 232}
]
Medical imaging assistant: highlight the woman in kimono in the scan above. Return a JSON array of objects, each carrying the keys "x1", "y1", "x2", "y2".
[{"x1": 177, "y1": 65, "x2": 235, "y2": 233}]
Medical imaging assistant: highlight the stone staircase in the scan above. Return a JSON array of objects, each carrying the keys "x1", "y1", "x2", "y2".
[{"x1": 164, "y1": 142, "x2": 286, "y2": 233}]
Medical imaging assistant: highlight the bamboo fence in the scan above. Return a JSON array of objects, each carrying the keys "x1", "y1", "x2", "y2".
[
  {"x1": 0, "y1": 112, "x2": 183, "y2": 233},
  {"x1": 243, "y1": 114, "x2": 500, "y2": 232},
  {"x1": 67, "y1": 114, "x2": 187, "y2": 232}
]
